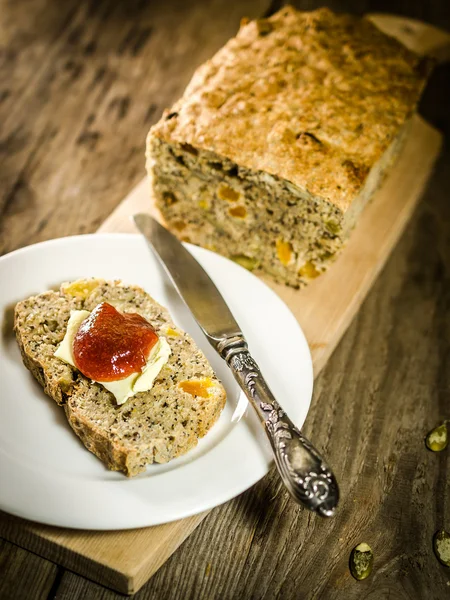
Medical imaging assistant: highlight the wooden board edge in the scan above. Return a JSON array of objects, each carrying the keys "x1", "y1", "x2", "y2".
[
  {"x1": 127, "y1": 513, "x2": 208, "y2": 594},
  {"x1": 0, "y1": 510, "x2": 208, "y2": 595},
  {"x1": 367, "y1": 13, "x2": 450, "y2": 60},
  {"x1": 309, "y1": 117, "x2": 443, "y2": 374},
  {"x1": 0, "y1": 512, "x2": 129, "y2": 593}
]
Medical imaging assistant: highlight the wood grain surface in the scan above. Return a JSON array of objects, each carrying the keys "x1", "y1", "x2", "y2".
[
  {"x1": 1, "y1": 0, "x2": 450, "y2": 599},
  {"x1": 0, "y1": 110, "x2": 438, "y2": 596}
]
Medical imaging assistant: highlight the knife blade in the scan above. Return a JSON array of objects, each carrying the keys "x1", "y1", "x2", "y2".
[
  {"x1": 133, "y1": 214, "x2": 241, "y2": 349},
  {"x1": 133, "y1": 213, "x2": 339, "y2": 517}
]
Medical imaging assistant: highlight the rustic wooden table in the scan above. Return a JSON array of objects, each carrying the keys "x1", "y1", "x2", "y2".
[{"x1": 1, "y1": 1, "x2": 449, "y2": 599}]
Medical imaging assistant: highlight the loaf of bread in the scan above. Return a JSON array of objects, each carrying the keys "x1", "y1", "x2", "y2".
[
  {"x1": 14, "y1": 279, "x2": 226, "y2": 476},
  {"x1": 146, "y1": 6, "x2": 430, "y2": 287}
]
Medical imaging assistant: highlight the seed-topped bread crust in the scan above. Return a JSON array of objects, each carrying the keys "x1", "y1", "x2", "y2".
[{"x1": 14, "y1": 279, "x2": 226, "y2": 476}]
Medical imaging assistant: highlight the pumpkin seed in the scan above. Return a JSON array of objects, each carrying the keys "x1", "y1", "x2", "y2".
[
  {"x1": 299, "y1": 261, "x2": 320, "y2": 279},
  {"x1": 231, "y1": 254, "x2": 258, "y2": 271},
  {"x1": 325, "y1": 219, "x2": 340, "y2": 235},
  {"x1": 433, "y1": 530, "x2": 450, "y2": 567},
  {"x1": 425, "y1": 423, "x2": 448, "y2": 452},
  {"x1": 350, "y1": 542, "x2": 373, "y2": 580}
]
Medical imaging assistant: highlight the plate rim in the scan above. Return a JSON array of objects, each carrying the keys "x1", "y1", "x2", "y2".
[{"x1": 0, "y1": 233, "x2": 313, "y2": 529}]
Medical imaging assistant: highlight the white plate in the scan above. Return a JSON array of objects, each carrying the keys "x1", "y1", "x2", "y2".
[{"x1": 0, "y1": 233, "x2": 313, "y2": 530}]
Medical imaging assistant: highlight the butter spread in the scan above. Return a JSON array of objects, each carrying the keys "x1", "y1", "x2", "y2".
[{"x1": 54, "y1": 309, "x2": 171, "y2": 405}]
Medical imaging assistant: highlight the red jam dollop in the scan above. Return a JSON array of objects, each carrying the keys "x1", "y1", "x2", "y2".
[{"x1": 73, "y1": 302, "x2": 158, "y2": 382}]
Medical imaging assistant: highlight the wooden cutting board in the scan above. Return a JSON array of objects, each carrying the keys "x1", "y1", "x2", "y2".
[{"x1": 0, "y1": 14, "x2": 448, "y2": 596}]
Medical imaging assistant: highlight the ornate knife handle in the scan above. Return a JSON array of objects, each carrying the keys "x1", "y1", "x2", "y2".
[{"x1": 217, "y1": 335, "x2": 339, "y2": 517}]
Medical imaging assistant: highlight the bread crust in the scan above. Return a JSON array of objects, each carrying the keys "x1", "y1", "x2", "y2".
[{"x1": 149, "y1": 6, "x2": 429, "y2": 211}]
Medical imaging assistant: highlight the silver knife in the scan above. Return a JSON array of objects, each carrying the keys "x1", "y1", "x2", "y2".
[{"x1": 133, "y1": 214, "x2": 339, "y2": 517}]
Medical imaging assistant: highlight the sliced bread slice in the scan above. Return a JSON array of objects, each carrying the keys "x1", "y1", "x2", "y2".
[{"x1": 14, "y1": 278, "x2": 226, "y2": 476}]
